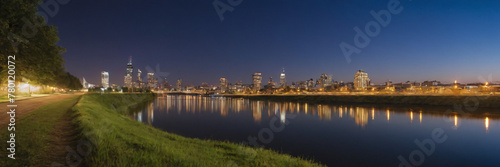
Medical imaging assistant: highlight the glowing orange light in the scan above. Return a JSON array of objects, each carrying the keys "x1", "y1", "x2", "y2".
[
  {"x1": 454, "y1": 115, "x2": 458, "y2": 128},
  {"x1": 372, "y1": 108, "x2": 375, "y2": 120},
  {"x1": 419, "y1": 112, "x2": 422, "y2": 124},
  {"x1": 410, "y1": 111, "x2": 413, "y2": 122},
  {"x1": 486, "y1": 117, "x2": 489, "y2": 131},
  {"x1": 387, "y1": 109, "x2": 390, "y2": 121}
]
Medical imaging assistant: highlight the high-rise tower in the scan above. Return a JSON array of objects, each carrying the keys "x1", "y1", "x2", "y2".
[
  {"x1": 124, "y1": 56, "x2": 133, "y2": 88},
  {"x1": 101, "y1": 71, "x2": 109, "y2": 88},
  {"x1": 252, "y1": 73, "x2": 262, "y2": 91},
  {"x1": 354, "y1": 70, "x2": 370, "y2": 90},
  {"x1": 279, "y1": 68, "x2": 286, "y2": 88},
  {"x1": 137, "y1": 69, "x2": 142, "y2": 88}
]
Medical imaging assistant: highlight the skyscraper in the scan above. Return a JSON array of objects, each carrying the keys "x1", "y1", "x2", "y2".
[
  {"x1": 354, "y1": 70, "x2": 371, "y2": 90},
  {"x1": 252, "y1": 73, "x2": 262, "y2": 91},
  {"x1": 137, "y1": 69, "x2": 142, "y2": 88},
  {"x1": 101, "y1": 71, "x2": 109, "y2": 88},
  {"x1": 279, "y1": 68, "x2": 286, "y2": 88},
  {"x1": 124, "y1": 56, "x2": 133, "y2": 88}
]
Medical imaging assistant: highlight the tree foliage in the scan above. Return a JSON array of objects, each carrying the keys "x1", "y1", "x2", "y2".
[{"x1": 0, "y1": 0, "x2": 81, "y2": 89}]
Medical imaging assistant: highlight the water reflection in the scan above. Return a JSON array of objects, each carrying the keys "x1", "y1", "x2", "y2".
[
  {"x1": 132, "y1": 95, "x2": 498, "y2": 129},
  {"x1": 410, "y1": 111, "x2": 413, "y2": 122},
  {"x1": 486, "y1": 117, "x2": 489, "y2": 132},
  {"x1": 130, "y1": 95, "x2": 500, "y2": 167}
]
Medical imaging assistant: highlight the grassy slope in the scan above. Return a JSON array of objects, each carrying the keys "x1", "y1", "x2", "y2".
[
  {"x1": 74, "y1": 94, "x2": 323, "y2": 167},
  {"x1": 0, "y1": 95, "x2": 81, "y2": 166}
]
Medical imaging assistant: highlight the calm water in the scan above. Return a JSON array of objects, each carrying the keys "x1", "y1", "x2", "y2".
[{"x1": 131, "y1": 95, "x2": 500, "y2": 166}]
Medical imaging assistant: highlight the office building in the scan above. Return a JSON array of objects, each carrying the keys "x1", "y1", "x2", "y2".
[
  {"x1": 354, "y1": 70, "x2": 371, "y2": 90},
  {"x1": 101, "y1": 71, "x2": 109, "y2": 88},
  {"x1": 124, "y1": 56, "x2": 133, "y2": 88},
  {"x1": 279, "y1": 68, "x2": 286, "y2": 88},
  {"x1": 252, "y1": 73, "x2": 262, "y2": 91}
]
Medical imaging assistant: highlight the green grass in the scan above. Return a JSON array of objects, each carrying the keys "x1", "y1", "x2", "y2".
[
  {"x1": 0, "y1": 95, "x2": 81, "y2": 166},
  {"x1": 74, "y1": 94, "x2": 323, "y2": 167}
]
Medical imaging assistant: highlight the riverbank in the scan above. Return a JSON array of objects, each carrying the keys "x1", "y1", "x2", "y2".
[
  {"x1": 74, "y1": 93, "x2": 323, "y2": 166},
  {"x1": 223, "y1": 94, "x2": 500, "y2": 108}
]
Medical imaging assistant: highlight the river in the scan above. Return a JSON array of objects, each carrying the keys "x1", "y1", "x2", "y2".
[{"x1": 131, "y1": 94, "x2": 500, "y2": 166}]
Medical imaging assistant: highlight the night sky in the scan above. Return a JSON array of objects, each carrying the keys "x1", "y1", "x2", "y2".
[{"x1": 44, "y1": 0, "x2": 500, "y2": 86}]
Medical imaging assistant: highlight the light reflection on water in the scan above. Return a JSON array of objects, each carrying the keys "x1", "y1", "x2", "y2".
[
  {"x1": 131, "y1": 95, "x2": 500, "y2": 166},
  {"x1": 130, "y1": 94, "x2": 497, "y2": 135}
]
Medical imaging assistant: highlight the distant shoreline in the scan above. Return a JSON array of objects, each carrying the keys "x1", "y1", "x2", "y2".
[{"x1": 220, "y1": 94, "x2": 500, "y2": 108}]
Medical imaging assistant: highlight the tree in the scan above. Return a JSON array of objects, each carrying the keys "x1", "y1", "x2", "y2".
[{"x1": 0, "y1": 0, "x2": 78, "y2": 89}]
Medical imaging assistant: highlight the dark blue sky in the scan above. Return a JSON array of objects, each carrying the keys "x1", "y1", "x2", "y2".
[{"x1": 44, "y1": 0, "x2": 500, "y2": 86}]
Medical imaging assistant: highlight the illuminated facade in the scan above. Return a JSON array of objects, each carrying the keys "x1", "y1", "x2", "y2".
[
  {"x1": 101, "y1": 71, "x2": 109, "y2": 88},
  {"x1": 252, "y1": 73, "x2": 262, "y2": 91},
  {"x1": 219, "y1": 77, "x2": 228, "y2": 92},
  {"x1": 147, "y1": 73, "x2": 158, "y2": 88},
  {"x1": 124, "y1": 56, "x2": 133, "y2": 88},
  {"x1": 176, "y1": 79, "x2": 182, "y2": 90},
  {"x1": 354, "y1": 70, "x2": 370, "y2": 90},
  {"x1": 279, "y1": 68, "x2": 286, "y2": 88},
  {"x1": 317, "y1": 74, "x2": 333, "y2": 88},
  {"x1": 136, "y1": 69, "x2": 143, "y2": 88}
]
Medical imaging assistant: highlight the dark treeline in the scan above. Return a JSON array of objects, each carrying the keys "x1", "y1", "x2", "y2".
[{"x1": 0, "y1": 0, "x2": 82, "y2": 90}]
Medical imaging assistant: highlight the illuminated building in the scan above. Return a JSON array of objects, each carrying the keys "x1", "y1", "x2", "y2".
[
  {"x1": 252, "y1": 73, "x2": 262, "y2": 91},
  {"x1": 124, "y1": 56, "x2": 133, "y2": 88},
  {"x1": 136, "y1": 69, "x2": 143, "y2": 88},
  {"x1": 176, "y1": 78, "x2": 182, "y2": 90},
  {"x1": 279, "y1": 68, "x2": 286, "y2": 88},
  {"x1": 265, "y1": 77, "x2": 276, "y2": 90},
  {"x1": 354, "y1": 70, "x2": 370, "y2": 90},
  {"x1": 307, "y1": 78, "x2": 314, "y2": 89},
  {"x1": 317, "y1": 74, "x2": 333, "y2": 88},
  {"x1": 235, "y1": 81, "x2": 243, "y2": 92},
  {"x1": 101, "y1": 71, "x2": 109, "y2": 88},
  {"x1": 219, "y1": 77, "x2": 228, "y2": 92},
  {"x1": 147, "y1": 73, "x2": 158, "y2": 88}
]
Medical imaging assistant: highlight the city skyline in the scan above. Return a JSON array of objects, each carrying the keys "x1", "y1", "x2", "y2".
[
  {"x1": 89, "y1": 56, "x2": 497, "y2": 90},
  {"x1": 45, "y1": 0, "x2": 500, "y2": 86}
]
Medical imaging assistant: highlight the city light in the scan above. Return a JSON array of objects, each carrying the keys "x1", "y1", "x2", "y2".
[
  {"x1": 372, "y1": 108, "x2": 375, "y2": 120},
  {"x1": 419, "y1": 112, "x2": 422, "y2": 124},
  {"x1": 410, "y1": 111, "x2": 413, "y2": 122},
  {"x1": 454, "y1": 115, "x2": 458, "y2": 128},
  {"x1": 387, "y1": 109, "x2": 390, "y2": 121},
  {"x1": 485, "y1": 117, "x2": 489, "y2": 131}
]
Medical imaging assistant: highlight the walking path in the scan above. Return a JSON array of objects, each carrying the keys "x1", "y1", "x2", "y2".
[{"x1": 0, "y1": 93, "x2": 83, "y2": 129}]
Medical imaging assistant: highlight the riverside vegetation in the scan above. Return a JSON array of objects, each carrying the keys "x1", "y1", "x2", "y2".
[
  {"x1": 1, "y1": 93, "x2": 322, "y2": 166},
  {"x1": 73, "y1": 93, "x2": 323, "y2": 166}
]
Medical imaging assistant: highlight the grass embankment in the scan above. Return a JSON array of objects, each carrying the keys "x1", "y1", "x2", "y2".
[
  {"x1": 0, "y1": 95, "x2": 81, "y2": 166},
  {"x1": 228, "y1": 95, "x2": 500, "y2": 108},
  {"x1": 74, "y1": 94, "x2": 322, "y2": 167}
]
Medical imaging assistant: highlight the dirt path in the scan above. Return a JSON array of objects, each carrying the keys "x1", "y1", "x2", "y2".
[
  {"x1": 43, "y1": 96, "x2": 88, "y2": 167},
  {"x1": 0, "y1": 93, "x2": 83, "y2": 129}
]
